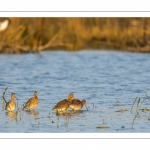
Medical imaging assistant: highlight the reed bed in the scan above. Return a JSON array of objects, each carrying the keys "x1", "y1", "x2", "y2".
[{"x1": 0, "y1": 18, "x2": 150, "y2": 53}]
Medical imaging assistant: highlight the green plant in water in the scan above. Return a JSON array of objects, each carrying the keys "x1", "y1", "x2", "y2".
[
  {"x1": 15, "y1": 112, "x2": 18, "y2": 121},
  {"x1": 131, "y1": 98, "x2": 141, "y2": 129},
  {"x1": 132, "y1": 92, "x2": 150, "y2": 112},
  {"x1": 56, "y1": 122, "x2": 59, "y2": 128},
  {"x1": 92, "y1": 102, "x2": 94, "y2": 108},
  {"x1": 2, "y1": 87, "x2": 8, "y2": 109},
  {"x1": 56, "y1": 110, "x2": 59, "y2": 116},
  {"x1": 64, "y1": 115, "x2": 69, "y2": 128},
  {"x1": 15, "y1": 108, "x2": 21, "y2": 121},
  {"x1": 38, "y1": 122, "x2": 40, "y2": 129},
  {"x1": 137, "y1": 98, "x2": 140, "y2": 111},
  {"x1": 139, "y1": 92, "x2": 150, "y2": 110},
  {"x1": 116, "y1": 100, "x2": 128, "y2": 112},
  {"x1": 130, "y1": 97, "x2": 138, "y2": 113},
  {"x1": 144, "y1": 91, "x2": 150, "y2": 101},
  {"x1": 19, "y1": 111, "x2": 23, "y2": 121}
]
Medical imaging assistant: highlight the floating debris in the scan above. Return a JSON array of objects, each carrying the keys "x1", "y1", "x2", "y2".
[
  {"x1": 116, "y1": 109, "x2": 128, "y2": 112},
  {"x1": 96, "y1": 126, "x2": 108, "y2": 128},
  {"x1": 140, "y1": 107, "x2": 150, "y2": 111}
]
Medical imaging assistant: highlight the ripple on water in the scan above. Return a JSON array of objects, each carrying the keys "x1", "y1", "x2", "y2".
[{"x1": 0, "y1": 51, "x2": 150, "y2": 133}]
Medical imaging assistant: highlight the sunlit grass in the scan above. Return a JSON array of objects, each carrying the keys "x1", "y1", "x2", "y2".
[{"x1": 1, "y1": 18, "x2": 150, "y2": 53}]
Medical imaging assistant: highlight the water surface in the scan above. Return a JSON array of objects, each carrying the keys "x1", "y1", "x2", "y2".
[{"x1": 0, "y1": 50, "x2": 150, "y2": 133}]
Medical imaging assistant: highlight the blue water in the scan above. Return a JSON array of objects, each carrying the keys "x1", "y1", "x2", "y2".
[{"x1": 0, "y1": 50, "x2": 150, "y2": 133}]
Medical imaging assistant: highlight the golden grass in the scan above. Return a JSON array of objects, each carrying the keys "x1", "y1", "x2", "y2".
[{"x1": 0, "y1": 18, "x2": 150, "y2": 53}]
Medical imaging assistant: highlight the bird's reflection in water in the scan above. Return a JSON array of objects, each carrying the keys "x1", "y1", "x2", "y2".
[
  {"x1": 57, "y1": 110, "x2": 84, "y2": 117},
  {"x1": 68, "y1": 110, "x2": 84, "y2": 116},
  {"x1": 25, "y1": 110, "x2": 39, "y2": 116},
  {"x1": 56, "y1": 110, "x2": 85, "y2": 128},
  {"x1": 6, "y1": 111, "x2": 16, "y2": 119}
]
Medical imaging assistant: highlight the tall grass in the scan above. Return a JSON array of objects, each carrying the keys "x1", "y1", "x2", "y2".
[{"x1": 0, "y1": 18, "x2": 150, "y2": 53}]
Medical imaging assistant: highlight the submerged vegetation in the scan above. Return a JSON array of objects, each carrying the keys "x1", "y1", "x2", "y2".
[{"x1": 1, "y1": 18, "x2": 150, "y2": 53}]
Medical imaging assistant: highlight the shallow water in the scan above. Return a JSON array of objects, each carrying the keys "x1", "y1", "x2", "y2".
[{"x1": 0, "y1": 50, "x2": 150, "y2": 133}]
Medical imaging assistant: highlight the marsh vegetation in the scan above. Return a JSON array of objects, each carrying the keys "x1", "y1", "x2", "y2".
[{"x1": 1, "y1": 18, "x2": 150, "y2": 53}]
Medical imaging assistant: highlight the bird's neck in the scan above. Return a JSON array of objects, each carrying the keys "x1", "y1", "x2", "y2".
[
  {"x1": 34, "y1": 95, "x2": 38, "y2": 99},
  {"x1": 68, "y1": 97, "x2": 72, "y2": 102},
  {"x1": 81, "y1": 102, "x2": 85, "y2": 107},
  {"x1": 10, "y1": 97, "x2": 15, "y2": 102}
]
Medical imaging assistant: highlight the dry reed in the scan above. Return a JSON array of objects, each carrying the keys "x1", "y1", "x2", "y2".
[{"x1": 0, "y1": 18, "x2": 150, "y2": 53}]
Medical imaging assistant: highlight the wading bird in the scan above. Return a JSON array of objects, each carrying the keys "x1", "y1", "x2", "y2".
[
  {"x1": 52, "y1": 93, "x2": 76, "y2": 114},
  {"x1": 70, "y1": 99, "x2": 88, "y2": 111},
  {"x1": 23, "y1": 91, "x2": 38, "y2": 110},
  {"x1": 5, "y1": 93, "x2": 18, "y2": 111}
]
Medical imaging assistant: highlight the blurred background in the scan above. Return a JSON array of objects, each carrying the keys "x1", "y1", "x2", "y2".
[{"x1": 0, "y1": 17, "x2": 150, "y2": 53}]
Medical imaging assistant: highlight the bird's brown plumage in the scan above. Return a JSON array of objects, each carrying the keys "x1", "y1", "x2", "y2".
[
  {"x1": 23, "y1": 91, "x2": 38, "y2": 110},
  {"x1": 52, "y1": 93, "x2": 76, "y2": 113},
  {"x1": 69, "y1": 99, "x2": 88, "y2": 111},
  {"x1": 5, "y1": 93, "x2": 17, "y2": 111}
]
